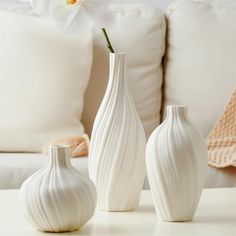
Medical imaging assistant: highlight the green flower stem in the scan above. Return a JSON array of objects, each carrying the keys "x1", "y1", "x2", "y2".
[{"x1": 102, "y1": 28, "x2": 115, "y2": 53}]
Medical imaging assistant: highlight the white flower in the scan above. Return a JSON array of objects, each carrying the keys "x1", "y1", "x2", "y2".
[{"x1": 30, "y1": 0, "x2": 112, "y2": 31}]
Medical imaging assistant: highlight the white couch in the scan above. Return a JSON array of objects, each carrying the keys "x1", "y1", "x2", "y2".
[{"x1": 0, "y1": 0, "x2": 235, "y2": 189}]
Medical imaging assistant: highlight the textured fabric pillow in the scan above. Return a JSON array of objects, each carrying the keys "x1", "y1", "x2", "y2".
[
  {"x1": 164, "y1": 0, "x2": 236, "y2": 136},
  {"x1": 82, "y1": 3, "x2": 166, "y2": 138},
  {"x1": 0, "y1": 10, "x2": 93, "y2": 152}
]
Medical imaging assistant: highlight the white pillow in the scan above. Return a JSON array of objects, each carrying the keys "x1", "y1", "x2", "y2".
[
  {"x1": 0, "y1": 10, "x2": 93, "y2": 152},
  {"x1": 82, "y1": 3, "x2": 166, "y2": 138},
  {"x1": 0, "y1": 1, "x2": 34, "y2": 15},
  {"x1": 164, "y1": 0, "x2": 236, "y2": 136}
]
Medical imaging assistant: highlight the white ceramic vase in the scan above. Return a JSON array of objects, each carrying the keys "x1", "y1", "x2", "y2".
[
  {"x1": 146, "y1": 105, "x2": 207, "y2": 221},
  {"x1": 89, "y1": 52, "x2": 146, "y2": 212},
  {"x1": 19, "y1": 145, "x2": 96, "y2": 232}
]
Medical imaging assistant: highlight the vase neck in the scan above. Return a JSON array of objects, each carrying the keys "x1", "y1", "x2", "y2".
[
  {"x1": 108, "y1": 53, "x2": 126, "y2": 90},
  {"x1": 48, "y1": 145, "x2": 71, "y2": 169},
  {"x1": 166, "y1": 105, "x2": 188, "y2": 121}
]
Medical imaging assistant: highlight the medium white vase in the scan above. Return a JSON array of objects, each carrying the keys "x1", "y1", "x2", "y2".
[
  {"x1": 146, "y1": 105, "x2": 207, "y2": 222},
  {"x1": 89, "y1": 52, "x2": 146, "y2": 212},
  {"x1": 19, "y1": 145, "x2": 96, "y2": 232}
]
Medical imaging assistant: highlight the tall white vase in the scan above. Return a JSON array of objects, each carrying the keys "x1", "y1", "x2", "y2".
[
  {"x1": 89, "y1": 53, "x2": 146, "y2": 212},
  {"x1": 146, "y1": 105, "x2": 207, "y2": 221},
  {"x1": 19, "y1": 145, "x2": 96, "y2": 232}
]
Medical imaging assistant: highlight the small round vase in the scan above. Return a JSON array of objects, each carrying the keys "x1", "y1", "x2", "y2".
[
  {"x1": 19, "y1": 145, "x2": 96, "y2": 232},
  {"x1": 146, "y1": 105, "x2": 207, "y2": 222}
]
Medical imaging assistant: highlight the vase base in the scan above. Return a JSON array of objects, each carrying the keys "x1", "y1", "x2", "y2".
[
  {"x1": 98, "y1": 200, "x2": 139, "y2": 212},
  {"x1": 160, "y1": 217, "x2": 193, "y2": 222},
  {"x1": 39, "y1": 226, "x2": 80, "y2": 233},
  {"x1": 100, "y1": 208, "x2": 136, "y2": 212},
  {"x1": 99, "y1": 206, "x2": 138, "y2": 212}
]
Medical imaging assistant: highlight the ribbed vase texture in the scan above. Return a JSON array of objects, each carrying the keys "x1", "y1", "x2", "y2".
[
  {"x1": 89, "y1": 53, "x2": 146, "y2": 212},
  {"x1": 19, "y1": 145, "x2": 96, "y2": 232},
  {"x1": 146, "y1": 106, "x2": 207, "y2": 221}
]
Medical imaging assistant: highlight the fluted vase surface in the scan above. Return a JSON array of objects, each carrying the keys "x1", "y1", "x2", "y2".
[
  {"x1": 89, "y1": 53, "x2": 146, "y2": 212},
  {"x1": 146, "y1": 105, "x2": 207, "y2": 221},
  {"x1": 19, "y1": 145, "x2": 96, "y2": 232}
]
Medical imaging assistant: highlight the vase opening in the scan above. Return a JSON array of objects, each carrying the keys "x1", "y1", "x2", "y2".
[
  {"x1": 166, "y1": 105, "x2": 188, "y2": 119},
  {"x1": 109, "y1": 53, "x2": 125, "y2": 68},
  {"x1": 110, "y1": 52, "x2": 125, "y2": 55},
  {"x1": 50, "y1": 144, "x2": 70, "y2": 149},
  {"x1": 48, "y1": 145, "x2": 71, "y2": 168}
]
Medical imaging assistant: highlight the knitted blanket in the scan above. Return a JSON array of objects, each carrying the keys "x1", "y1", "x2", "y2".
[{"x1": 208, "y1": 88, "x2": 236, "y2": 168}]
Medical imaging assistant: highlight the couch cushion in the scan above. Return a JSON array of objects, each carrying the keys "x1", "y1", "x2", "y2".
[
  {"x1": 1, "y1": 152, "x2": 234, "y2": 189},
  {"x1": 164, "y1": 0, "x2": 236, "y2": 136},
  {"x1": 0, "y1": 153, "x2": 88, "y2": 189},
  {"x1": 0, "y1": 2, "x2": 166, "y2": 139},
  {"x1": 82, "y1": 3, "x2": 166, "y2": 137},
  {"x1": 0, "y1": 10, "x2": 93, "y2": 152},
  {"x1": 205, "y1": 166, "x2": 236, "y2": 188}
]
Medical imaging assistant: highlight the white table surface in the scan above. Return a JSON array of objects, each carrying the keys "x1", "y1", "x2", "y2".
[{"x1": 0, "y1": 189, "x2": 236, "y2": 236}]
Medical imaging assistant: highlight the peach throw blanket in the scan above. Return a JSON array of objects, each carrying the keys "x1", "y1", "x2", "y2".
[{"x1": 208, "y1": 88, "x2": 236, "y2": 168}]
